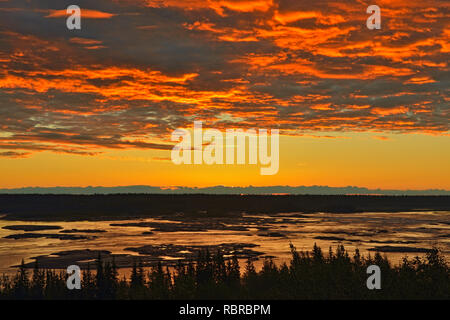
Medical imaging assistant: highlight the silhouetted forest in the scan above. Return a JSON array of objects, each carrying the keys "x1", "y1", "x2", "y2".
[
  {"x1": 1, "y1": 244, "x2": 448, "y2": 300},
  {"x1": 0, "y1": 194, "x2": 449, "y2": 220}
]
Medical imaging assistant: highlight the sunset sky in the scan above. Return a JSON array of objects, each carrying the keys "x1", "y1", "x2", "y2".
[{"x1": 0, "y1": 0, "x2": 448, "y2": 189}]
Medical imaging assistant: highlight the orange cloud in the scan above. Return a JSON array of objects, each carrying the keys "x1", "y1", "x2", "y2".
[
  {"x1": 371, "y1": 107, "x2": 409, "y2": 116},
  {"x1": 373, "y1": 136, "x2": 389, "y2": 140},
  {"x1": 145, "y1": 0, "x2": 273, "y2": 14},
  {"x1": 274, "y1": 10, "x2": 346, "y2": 25},
  {"x1": 69, "y1": 37, "x2": 103, "y2": 45},
  {"x1": 45, "y1": 9, "x2": 116, "y2": 19},
  {"x1": 0, "y1": 0, "x2": 448, "y2": 162}
]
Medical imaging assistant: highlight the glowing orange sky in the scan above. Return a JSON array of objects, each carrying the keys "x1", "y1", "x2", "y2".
[{"x1": 0, "y1": 0, "x2": 448, "y2": 189}]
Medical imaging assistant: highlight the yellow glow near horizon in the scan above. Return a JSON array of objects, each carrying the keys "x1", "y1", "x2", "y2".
[{"x1": 0, "y1": 132, "x2": 449, "y2": 190}]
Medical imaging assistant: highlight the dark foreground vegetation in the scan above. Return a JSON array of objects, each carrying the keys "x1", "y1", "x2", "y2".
[
  {"x1": 1, "y1": 244, "x2": 448, "y2": 300},
  {"x1": 0, "y1": 194, "x2": 449, "y2": 220}
]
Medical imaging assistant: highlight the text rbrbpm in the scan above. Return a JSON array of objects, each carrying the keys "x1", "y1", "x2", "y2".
[{"x1": 171, "y1": 121, "x2": 279, "y2": 175}]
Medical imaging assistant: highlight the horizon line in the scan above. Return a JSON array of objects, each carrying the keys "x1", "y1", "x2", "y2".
[{"x1": 0, "y1": 185, "x2": 449, "y2": 195}]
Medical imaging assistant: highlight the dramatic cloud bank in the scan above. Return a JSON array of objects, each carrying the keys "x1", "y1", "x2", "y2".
[{"x1": 0, "y1": 0, "x2": 448, "y2": 157}]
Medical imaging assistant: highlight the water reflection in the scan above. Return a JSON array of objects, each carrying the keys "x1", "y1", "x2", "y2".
[{"x1": 0, "y1": 211, "x2": 448, "y2": 274}]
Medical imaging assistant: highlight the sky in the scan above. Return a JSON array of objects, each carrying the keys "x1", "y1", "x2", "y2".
[{"x1": 0, "y1": 0, "x2": 449, "y2": 189}]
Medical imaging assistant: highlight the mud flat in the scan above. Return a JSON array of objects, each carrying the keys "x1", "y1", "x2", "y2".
[
  {"x1": 4, "y1": 233, "x2": 95, "y2": 240},
  {"x1": 257, "y1": 232, "x2": 287, "y2": 238},
  {"x1": 111, "y1": 221, "x2": 248, "y2": 232},
  {"x1": 314, "y1": 236, "x2": 347, "y2": 241},
  {"x1": 110, "y1": 214, "x2": 305, "y2": 234},
  {"x1": 2, "y1": 225, "x2": 63, "y2": 231},
  {"x1": 125, "y1": 243, "x2": 263, "y2": 259},
  {"x1": 59, "y1": 229, "x2": 107, "y2": 234},
  {"x1": 14, "y1": 243, "x2": 265, "y2": 269},
  {"x1": 367, "y1": 246, "x2": 433, "y2": 253}
]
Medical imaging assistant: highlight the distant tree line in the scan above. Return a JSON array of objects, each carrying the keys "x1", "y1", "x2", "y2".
[
  {"x1": 0, "y1": 244, "x2": 448, "y2": 299},
  {"x1": 1, "y1": 194, "x2": 449, "y2": 220}
]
